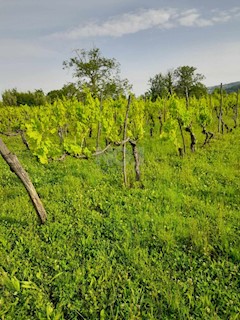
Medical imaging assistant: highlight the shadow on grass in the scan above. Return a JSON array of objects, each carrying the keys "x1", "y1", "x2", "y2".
[{"x1": 0, "y1": 215, "x2": 28, "y2": 226}]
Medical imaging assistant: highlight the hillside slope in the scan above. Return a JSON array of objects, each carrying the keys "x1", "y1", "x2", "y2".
[
  {"x1": 1, "y1": 123, "x2": 240, "y2": 319},
  {"x1": 208, "y1": 81, "x2": 240, "y2": 93}
]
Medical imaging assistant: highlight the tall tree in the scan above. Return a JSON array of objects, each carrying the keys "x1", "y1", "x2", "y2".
[
  {"x1": 63, "y1": 47, "x2": 131, "y2": 99},
  {"x1": 174, "y1": 66, "x2": 207, "y2": 100},
  {"x1": 164, "y1": 70, "x2": 175, "y2": 96},
  {"x1": 148, "y1": 70, "x2": 175, "y2": 101},
  {"x1": 148, "y1": 73, "x2": 168, "y2": 101}
]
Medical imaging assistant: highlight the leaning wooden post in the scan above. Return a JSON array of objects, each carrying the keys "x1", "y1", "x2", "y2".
[
  {"x1": 185, "y1": 86, "x2": 189, "y2": 109},
  {"x1": 96, "y1": 94, "x2": 103, "y2": 151},
  {"x1": 234, "y1": 89, "x2": 239, "y2": 128},
  {"x1": 177, "y1": 118, "x2": 186, "y2": 155},
  {"x1": 218, "y1": 83, "x2": 223, "y2": 133},
  {"x1": 0, "y1": 138, "x2": 47, "y2": 224}
]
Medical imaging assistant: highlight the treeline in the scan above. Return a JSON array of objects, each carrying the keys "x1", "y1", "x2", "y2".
[
  {"x1": 1, "y1": 70, "x2": 237, "y2": 108},
  {"x1": 146, "y1": 66, "x2": 207, "y2": 101},
  {"x1": 0, "y1": 47, "x2": 239, "y2": 107},
  {"x1": 1, "y1": 88, "x2": 47, "y2": 107},
  {"x1": 0, "y1": 84, "x2": 81, "y2": 107}
]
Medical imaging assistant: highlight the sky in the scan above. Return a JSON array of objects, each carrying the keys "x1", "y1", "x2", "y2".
[{"x1": 0, "y1": 0, "x2": 240, "y2": 96}]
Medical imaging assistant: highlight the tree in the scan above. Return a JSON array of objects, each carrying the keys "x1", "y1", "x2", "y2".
[
  {"x1": 147, "y1": 70, "x2": 175, "y2": 101},
  {"x1": 2, "y1": 89, "x2": 18, "y2": 106},
  {"x1": 2, "y1": 89, "x2": 47, "y2": 106},
  {"x1": 63, "y1": 47, "x2": 131, "y2": 99},
  {"x1": 165, "y1": 70, "x2": 175, "y2": 96},
  {"x1": 47, "y1": 83, "x2": 80, "y2": 103},
  {"x1": 174, "y1": 66, "x2": 207, "y2": 100},
  {"x1": 148, "y1": 73, "x2": 168, "y2": 101}
]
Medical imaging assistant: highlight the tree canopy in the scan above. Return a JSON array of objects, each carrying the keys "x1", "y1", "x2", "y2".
[
  {"x1": 174, "y1": 66, "x2": 207, "y2": 98},
  {"x1": 1, "y1": 89, "x2": 47, "y2": 106},
  {"x1": 147, "y1": 66, "x2": 207, "y2": 100},
  {"x1": 148, "y1": 70, "x2": 175, "y2": 101},
  {"x1": 63, "y1": 47, "x2": 131, "y2": 99},
  {"x1": 47, "y1": 83, "x2": 80, "y2": 103}
]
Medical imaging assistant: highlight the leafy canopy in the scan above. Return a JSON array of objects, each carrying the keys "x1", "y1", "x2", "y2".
[
  {"x1": 147, "y1": 66, "x2": 207, "y2": 100},
  {"x1": 63, "y1": 47, "x2": 131, "y2": 99}
]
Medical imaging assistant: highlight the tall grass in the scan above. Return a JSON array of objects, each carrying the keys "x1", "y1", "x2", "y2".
[{"x1": 0, "y1": 128, "x2": 239, "y2": 319}]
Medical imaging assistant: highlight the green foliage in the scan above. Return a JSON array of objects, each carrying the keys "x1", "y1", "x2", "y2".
[
  {"x1": 196, "y1": 97, "x2": 213, "y2": 127},
  {"x1": 161, "y1": 118, "x2": 179, "y2": 147},
  {"x1": 47, "y1": 83, "x2": 80, "y2": 103},
  {"x1": 63, "y1": 47, "x2": 131, "y2": 99},
  {"x1": 128, "y1": 96, "x2": 145, "y2": 140},
  {"x1": 1, "y1": 89, "x2": 17, "y2": 106},
  {"x1": 147, "y1": 66, "x2": 207, "y2": 101},
  {"x1": 0, "y1": 125, "x2": 239, "y2": 319},
  {"x1": 148, "y1": 72, "x2": 170, "y2": 100},
  {"x1": 1, "y1": 89, "x2": 238, "y2": 164},
  {"x1": 2, "y1": 89, "x2": 47, "y2": 106},
  {"x1": 0, "y1": 105, "x2": 30, "y2": 132},
  {"x1": 174, "y1": 66, "x2": 207, "y2": 98},
  {"x1": 3, "y1": 91, "x2": 146, "y2": 164}
]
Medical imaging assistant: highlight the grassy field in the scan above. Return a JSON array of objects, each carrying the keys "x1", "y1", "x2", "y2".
[{"x1": 0, "y1": 128, "x2": 239, "y2": 319}]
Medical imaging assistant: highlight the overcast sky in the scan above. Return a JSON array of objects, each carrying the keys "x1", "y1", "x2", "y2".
[{"x1": 1, "y1": 0, "x2": 240, "y2": 96}]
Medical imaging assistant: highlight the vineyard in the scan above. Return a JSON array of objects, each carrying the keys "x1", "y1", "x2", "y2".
[
  {"x1": 0, "y1": 90, "x2": 240, "y2": 319},
  {"x1": 1, "y1": 89, "x2": 239, "y2": 164}
]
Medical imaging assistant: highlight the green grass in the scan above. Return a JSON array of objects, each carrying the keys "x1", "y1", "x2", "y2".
[{"x1": 0, "y1": 128, "x2": 240, "y2": 319}]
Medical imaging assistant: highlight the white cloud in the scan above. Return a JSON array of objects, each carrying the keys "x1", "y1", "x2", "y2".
[
  {"x1": 51, "y1": 6, "x2": 240, "y2": 39},
  {"x1": 179, "y1": 13, "x2": 200, "y2": 26},
  {"x1": 57, "y1": 8, "x2": 175, "y2": 39},
  {"x1": 175, "y1": 9, "x2": 212, "y2": 27}
]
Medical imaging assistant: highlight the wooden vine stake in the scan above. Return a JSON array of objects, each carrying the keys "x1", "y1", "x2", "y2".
[
  {"x1": 218, "y1": 83, "x2": 223, "y2": 133},
  {"x1": 234, "y1": 89, "x2": 239, "y2": 128},
  {"x1": 122, "y1": 95, "x2": 131, "y2": 186},
  {"x1": 0, "y1": 138, "x2": 47, "y2": 224}
]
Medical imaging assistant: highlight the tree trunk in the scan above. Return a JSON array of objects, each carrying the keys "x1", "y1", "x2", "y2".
[
  {"x1": 202, "y1": 126, "x2": 214, "y2": 146},
  {"x1": 0, "y1": 138, "x2": 47, "y2": 224},
  {"x1": 185, "y1": 126, "x2": 196, "y2": 152},
  {"x1": 20, "y1": 130, "x2": 30, "y2": 150},
  {"x1": 89, "y1": 126, "x2": 93, "y2": 138},
  {"x1": 178, "y1": 147, "x2": 184, "y2": 157}
]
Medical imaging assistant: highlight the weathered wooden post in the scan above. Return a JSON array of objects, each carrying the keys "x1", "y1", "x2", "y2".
[
  {"x1": 122, "y1": 95, "x2": 131, "y2": 186},
  {"x1": 218, "y1": 83, "x2": 223, "y2": 133},
  {"x1": 234, "y1": 89, "x2": 239, "y2": 128},
  {"x1": 0, "y1": 138, "x2": 47, "y2": 224}
]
